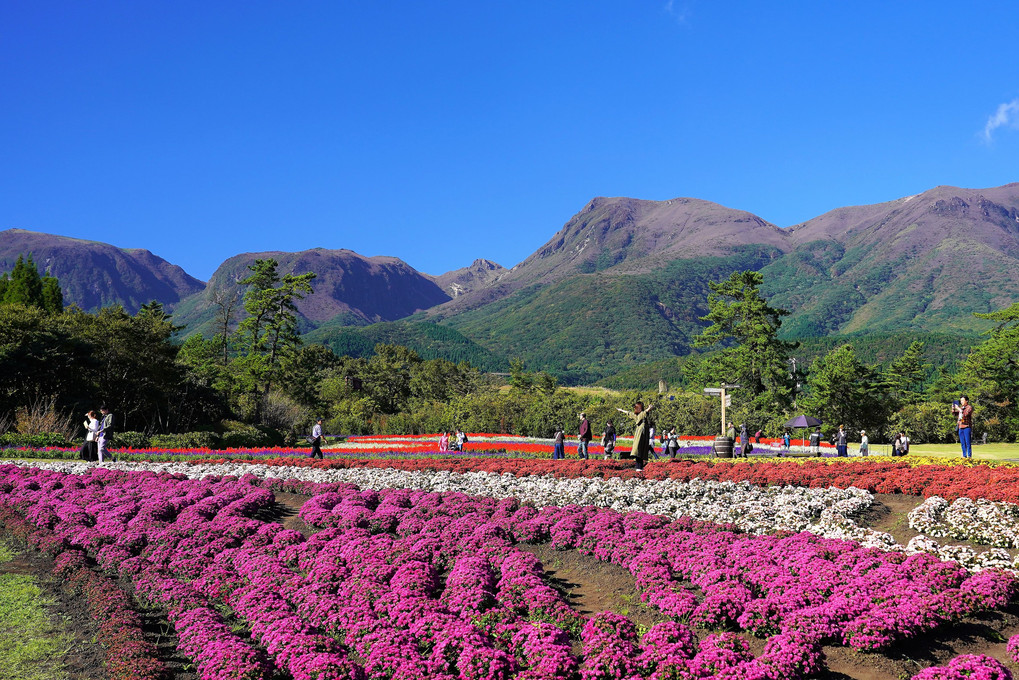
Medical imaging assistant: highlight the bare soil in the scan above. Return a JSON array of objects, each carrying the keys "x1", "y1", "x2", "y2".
[
  {"x1": 519, "y1": 542, "x2": 670, "y2": 631},
  {"x1": 256, "y1": 491, "x2": 316, "y2": 536}
]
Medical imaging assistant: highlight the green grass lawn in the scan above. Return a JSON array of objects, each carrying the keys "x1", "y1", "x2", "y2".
[
  {"x1": 0, "y1": 541, "x2": 71, "y2": 680},
  {"x1": 904, "y1": 442, "x2": 1019, "y2": 461}
]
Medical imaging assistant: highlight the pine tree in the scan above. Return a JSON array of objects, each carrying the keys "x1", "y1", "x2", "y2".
[
  {"x1": 2, "y1": 255, "x2": 44, "y2": 307},
  {"x1": 693, "y1": 270, "x2": 796, "y2": 399},
  {"x1": 41, "y1": 276, "x2": 63, "y2": 314},
  {"x1": 881, "y1": 340, "x2": 928, "y2": 407},
  {"x1": 799, "y1": 344, "x2": 883, "y2": 434},
  {"x1": 235, "y1": 259, "x2": 316, "y2": 412}
]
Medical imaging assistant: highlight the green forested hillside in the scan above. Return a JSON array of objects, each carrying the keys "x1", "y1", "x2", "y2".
[
  {"x1": 440, "y1": 246, "x2": 781, "y2": 384},
  {"x1": 304, "y1": 320, "x2": 506, "y2": 372}
]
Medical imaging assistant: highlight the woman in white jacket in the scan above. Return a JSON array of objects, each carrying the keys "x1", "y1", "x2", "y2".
[{"x1": 81, "y1": 411, "x2": 99, "y2": 461}]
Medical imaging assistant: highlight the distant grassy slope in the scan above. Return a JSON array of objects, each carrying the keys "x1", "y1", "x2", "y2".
[
  {"x1": 441, "y1": 246, "x2": 780, "y2": 384},
  {"x1": 304, "y1": 320, "x2": 506, "y2": 371}
]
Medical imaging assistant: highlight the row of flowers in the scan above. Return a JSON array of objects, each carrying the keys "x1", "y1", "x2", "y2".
[
  {"x1": 0, "y1": 463, "x2": 828, "y2": 679},
  {"x1": 136, "y1": 455, "x2": 1019, "y2": 504},
  {"x1": 909, "y1": 496, "x2": 1019, "y2": 548},
  {"x1": 13, "y1": 458, "x2": 878, "y2": 537},
  {"x1": 2, "y1": 431, "x2": 837, "y2": 461},
  {"x1": 35, "y1": 458, "x2": 1019, "y2": 573},
  {"x1": 0, "y1": 506, "x2": 165, "y2": 680}
]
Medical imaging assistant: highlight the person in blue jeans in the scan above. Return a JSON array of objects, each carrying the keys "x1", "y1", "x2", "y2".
[
  {"x1": 552, "y1": 426, "x2": 566, "y2": 460},
  {"x1": 952, "y1": 396, "x2": 974, "y2": 458},
  {"x1": 836, "y1": 425, "x2": 848, "y2": 458},
  {"x1": 577, "y1": 413, "x2": 592, "y2": 459}
]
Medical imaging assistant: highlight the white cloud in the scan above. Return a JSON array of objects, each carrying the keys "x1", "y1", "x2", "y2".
[
  {"x1": 664, "y1": 0, "x2": 691, "y2": 24},
  {"x1": 983, "y1": 97, "x2": 1019, "y2": 142}
]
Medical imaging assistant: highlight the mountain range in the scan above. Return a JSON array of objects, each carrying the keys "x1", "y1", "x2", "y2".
[{"x1": 3, "y1": 182, "x2": 1017, "y2": 383}]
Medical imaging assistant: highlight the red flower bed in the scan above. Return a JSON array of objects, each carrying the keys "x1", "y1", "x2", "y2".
[{"x1": 185, "y1": 456, "x2": 1019, "y2": 503}]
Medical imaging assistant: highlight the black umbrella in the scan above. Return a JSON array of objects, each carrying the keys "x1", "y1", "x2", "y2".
[
  {"x1": 784, "y1": 415, "x2": 822, "y2": 428},
  {"x1": 784, "y1": 415, "x2": 823, "y2": 454}
]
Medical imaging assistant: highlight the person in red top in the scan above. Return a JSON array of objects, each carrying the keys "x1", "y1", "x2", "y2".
[{"x1": 952, "y1": 395, "x2": 974, "y2": 458}]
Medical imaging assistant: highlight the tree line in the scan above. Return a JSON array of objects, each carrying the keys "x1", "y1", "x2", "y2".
[{"x1": 1, "y1": 254, "x2": 1017, "y2": 445}]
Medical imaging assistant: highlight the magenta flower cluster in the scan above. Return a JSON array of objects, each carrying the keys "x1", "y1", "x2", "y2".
[
  {"x1": 3, "y1": 463, "x2": 1017, "y2": 680},
  {"x1": 910, "y1": 654, "x2": 1012, "y2": 679}
]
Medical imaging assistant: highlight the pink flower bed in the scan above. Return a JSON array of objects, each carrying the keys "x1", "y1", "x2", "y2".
[{"x1": 2, "y1": 463, "x2": 1017, "y2": 679}]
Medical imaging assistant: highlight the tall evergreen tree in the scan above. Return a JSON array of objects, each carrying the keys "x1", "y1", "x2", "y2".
[
  {"x1": 235, "y1": 259, "x2": 316, "y2": 412},
  {"x1": 800, "y1": 344, "x2": 884, "y2": 435},
  {"x1": 2, "y1": 255, "x2": 44, "y2": 307},
  {"x1": 693, "y1": 270, "x2": 796, "y2": 400},
  {"x1": 881, "y1": 340, "x2": 928, "y2": 408},
  {"x1": 41, "y1": 276, "x2": 63, "y2": 314}
]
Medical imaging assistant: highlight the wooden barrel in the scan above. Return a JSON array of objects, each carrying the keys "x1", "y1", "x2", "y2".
[{"x1": 713, "y1": 435, "x2": 734, "y2": 458}]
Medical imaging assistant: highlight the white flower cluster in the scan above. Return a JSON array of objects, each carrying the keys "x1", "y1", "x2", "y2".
[{"x1": 909, "y1": 496, "x2": 1019, "y2": 548}]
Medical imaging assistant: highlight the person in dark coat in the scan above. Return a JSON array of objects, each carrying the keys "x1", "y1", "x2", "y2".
[{"x1": 577, "y1": 413, "x2": 592, "y2": 459}]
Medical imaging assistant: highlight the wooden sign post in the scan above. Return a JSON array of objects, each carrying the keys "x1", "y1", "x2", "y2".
[{"x1": 704, "y1": 383, "x2": 740, "y2": 435}]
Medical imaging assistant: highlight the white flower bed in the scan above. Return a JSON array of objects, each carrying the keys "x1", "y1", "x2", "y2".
[
  {"x1": 909, "y1": 495, "x2": 1019, "y2": 548},
  {"x1": 10, "y1": 460, "x2": 1018, "y2": 573}
]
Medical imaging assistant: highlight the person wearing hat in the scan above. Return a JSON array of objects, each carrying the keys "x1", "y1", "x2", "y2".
[
  {"x1": 858, "y1": 430, "x2": 869, "y2": 457},
  {"x1": 309, "y1": 418, "x2": 324, "y2": 459}
]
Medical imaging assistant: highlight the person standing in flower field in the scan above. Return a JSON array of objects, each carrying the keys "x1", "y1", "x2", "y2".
[
  {"x1": 81, "y1": 410, "x2": 99, "y2": 461},
  {"x1": 552, "y1": 425, "x2": 566, "y2": 460},
  {"x1": 858, "y1": 430, "x2": 869, "y2": 456},
  {"x1": 577, "y1": 412, "x2": 592, "y2": 459},
  {"x1": 664, "y1": 426, "x2": 680, "y2": 459},
  {"x1": 617, "y1": 401, "x2": 655, "y2": 472},
  {"x1": 97, "y1": 405, "x2": 114, "y2": 462},
  {"x1": 438, "y1": 431, "x2": 449, "y2": 452},
  {"x1": 952, "y1": 395, "x2": 974, "y2": 458},
  {"x1": 308, "y1": 418, "x2": 324, "y2": 459},
  {"x1": 835, "y1": 425, "x2": 848, "y2": 458},
  {"x1": 601, "y1": 420, "x2": 616, "y2": 460}
]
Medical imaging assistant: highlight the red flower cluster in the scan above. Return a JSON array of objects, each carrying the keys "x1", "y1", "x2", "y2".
[{"x1": 183, "y1": 457, "x2": 1019, "y2": 503}]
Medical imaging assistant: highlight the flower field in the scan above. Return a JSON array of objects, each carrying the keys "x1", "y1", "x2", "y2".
[
  {"x1": 4, "y1": 438, "x2": 1019, "y2": 678},
  {"x1": 0, "y1": 432, "x2": 836, "y2": 462}
]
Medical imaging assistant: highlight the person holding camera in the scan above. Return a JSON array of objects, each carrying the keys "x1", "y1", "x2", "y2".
[{"x1": 952, "y1": 396, "x2": 974, "y2": 458}]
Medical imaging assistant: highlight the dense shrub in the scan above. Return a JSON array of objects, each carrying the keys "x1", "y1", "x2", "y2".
[
  {"x1": 149, "y1": 431, "x2": 221, "y2": 449},
  {"x1": 0, "y1": 432, "x2": 69, "y2": 448},
  {"x1": 115, "y1": 431, "x2": 149, "y2": 449},
  {"x1": 220, "y1": 422, "x2": 281, "y2": 448}
]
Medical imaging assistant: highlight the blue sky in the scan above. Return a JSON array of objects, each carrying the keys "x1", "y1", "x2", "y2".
[{"x1": 3, "y1": 1, "x2": 1018, "y2": 281}]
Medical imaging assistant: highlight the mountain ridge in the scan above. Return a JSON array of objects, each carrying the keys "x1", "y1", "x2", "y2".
[{"x1": 5, "y1": 182, "x2": 1018, "y2": 382}]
